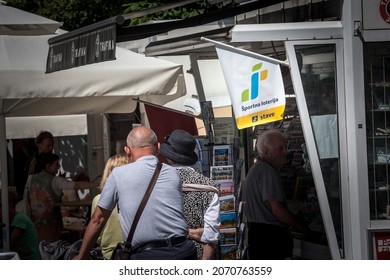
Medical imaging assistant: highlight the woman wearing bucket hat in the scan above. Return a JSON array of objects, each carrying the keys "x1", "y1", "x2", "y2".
[{"x1": 160, "y1": 129, "x2": 220, "y2": 260}]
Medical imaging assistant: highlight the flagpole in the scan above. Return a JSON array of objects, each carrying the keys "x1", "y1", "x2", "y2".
[{"x1": 201, "y1": 37, "x2": 290, "y2": 68}]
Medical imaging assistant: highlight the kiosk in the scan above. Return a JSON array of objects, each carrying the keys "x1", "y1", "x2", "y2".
[{"x1": 229, "y1": 0, "x2": 390, "y2": 259}]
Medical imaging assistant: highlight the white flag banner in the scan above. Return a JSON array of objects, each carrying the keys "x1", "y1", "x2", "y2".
[{"x1": 211, "y1": 40, "x2": 286, "y2": 129}]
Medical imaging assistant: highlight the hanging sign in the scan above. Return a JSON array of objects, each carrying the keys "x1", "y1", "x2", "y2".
[
  {"x1": 46, "y1": 24, "x2": 116, "y2": 73},
  {"x1": 380, "y1": 0, "x2": 390, "y2": 24},
  {"x1": 372, "y1": 231, "x2": 390, "y2": 260},
  {"x1": 363, "y1": 0, "x2": 390, "y2": 29},
  {"x1": 203, "y1": 38, "x2": 286, "y2": 130}
]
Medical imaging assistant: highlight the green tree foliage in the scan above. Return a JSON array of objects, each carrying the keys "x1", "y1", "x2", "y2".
[
  {"x1": 5, "y1": 0, "x2": 217, "y2": 30},
  {"x1": 5, "y1": 0, "x2": 127, "y2": 30},
  {"x1": 123, "y1": 0, "x2": 210, "y2": 26}
]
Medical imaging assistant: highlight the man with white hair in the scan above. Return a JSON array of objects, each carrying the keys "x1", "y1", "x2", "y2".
[{"x1": 243, "y1": 129, "x2": 303, "y2": 260}]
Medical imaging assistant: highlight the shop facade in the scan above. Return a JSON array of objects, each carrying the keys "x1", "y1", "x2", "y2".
[
  {"x1": 229, "y1": 0, "x2": 390, "y2": 259},
  {"x1": 136, "y1": 0, "x2": 390, "y2": 259},
  {"x1": 3, "y1": 0, "x2": 390, "y2": 259}
]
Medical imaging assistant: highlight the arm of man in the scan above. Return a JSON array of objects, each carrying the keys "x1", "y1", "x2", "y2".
[
  {"x1": 188, "y1": 228, "x2": 202, "y2": 241},
  {"x1": 73, "y1": 206, "x2": 111, "y2": 260},
  {"x1": 268, "y1": 199, "x2": 304, "y2": 232},
  {"x1": 188, "y1": 192, "x2": 220, "y2": 241},
  {"x1": 202, "y1": 243, "x2": 217, "y2": 260},
  {"x1": 201, "y1": 193, "x2": 220, "y2": 260},
  {"x1": 201, "y1": 193, "x2": 220, "y2": 240},
  {"x1": 187, "y1": 193, "x2": 220, "y2": 260}
]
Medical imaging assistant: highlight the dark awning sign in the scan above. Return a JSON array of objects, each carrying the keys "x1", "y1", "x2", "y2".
[{"x1": 46, "y1": 24, "x2": 116, "y2": 73}]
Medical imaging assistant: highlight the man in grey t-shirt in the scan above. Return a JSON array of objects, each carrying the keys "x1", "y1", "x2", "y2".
[
  {"x1": 243, "y1": 129, "x2": 303, "y2": 260},
  {"x1": 74, "y1": 126, "x2": 197, "y2": 260}
]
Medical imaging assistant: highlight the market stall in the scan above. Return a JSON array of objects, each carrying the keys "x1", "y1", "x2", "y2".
[{"x1": 0, "y1": 4, "x2": 186, "y2": 251}]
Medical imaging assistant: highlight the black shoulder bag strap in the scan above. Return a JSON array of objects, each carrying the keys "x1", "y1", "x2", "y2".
[{"x1": 125, "y1": 162, "x2": 162, "y2": 245}]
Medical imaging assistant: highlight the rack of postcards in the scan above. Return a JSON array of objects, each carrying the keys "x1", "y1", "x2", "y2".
[{"x1": 209, "y1": 138, "x2": 243, "y2": 260}]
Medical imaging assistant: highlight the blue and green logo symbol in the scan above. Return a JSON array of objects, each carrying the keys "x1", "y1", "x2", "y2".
[{"x1": 242, "y1": 63, "x2": 268, "y2": 102}]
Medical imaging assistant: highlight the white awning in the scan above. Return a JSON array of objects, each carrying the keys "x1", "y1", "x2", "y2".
[
  {"x1": 0, "y1": 34, "x2": 185, "y2": 117},
  {"x1": 0, "y1": 4, "x2": 61, "y2": 35},
  {"x1": 6, "y1": 115, "x2": 87, "y2": 139}
]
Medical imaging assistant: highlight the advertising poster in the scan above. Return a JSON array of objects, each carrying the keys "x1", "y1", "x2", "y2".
[{"x1": 372, "y1": 231, "x2": 390, "y2": 259}]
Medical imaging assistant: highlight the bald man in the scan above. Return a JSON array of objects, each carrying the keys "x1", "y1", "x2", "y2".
[{"x1": 74, "y1": 126, "x2": 196, "y2": 260}]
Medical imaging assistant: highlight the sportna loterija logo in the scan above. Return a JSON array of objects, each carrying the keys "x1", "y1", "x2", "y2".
[{"x1": 241, "y1": 63, "x2": 268, "y2": 102}]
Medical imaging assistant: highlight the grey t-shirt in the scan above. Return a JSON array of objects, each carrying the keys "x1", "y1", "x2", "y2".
[
  {"x1": 243, "y1": 158, "x2": 286, "y2": 227},
  {"x1": 98, "y1": 155, "x2": 188, "y2": 247}
]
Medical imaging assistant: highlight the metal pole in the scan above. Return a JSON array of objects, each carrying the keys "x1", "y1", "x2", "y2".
[
  {"x1": 189, "y1": 53, "x2": 215, "y2": 143},
  {"x1": 0, "y1": 100, "x2": 10, "y2": 251},
  {"x1": 201, "y1": 37, "x2": 290, "y2": 67}
]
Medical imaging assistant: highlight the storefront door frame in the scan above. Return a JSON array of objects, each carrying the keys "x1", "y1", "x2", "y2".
[
  {"x1": 230, "y1": 19, "x2": 367, "y2": 259},
  {"x1": 285, "y1": 39, "x2": 346, "y2": 260}
]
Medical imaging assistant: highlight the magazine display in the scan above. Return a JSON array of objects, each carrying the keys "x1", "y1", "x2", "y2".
[{"x1": 210, "y1": 143, "x2": 241, "y2": 260}]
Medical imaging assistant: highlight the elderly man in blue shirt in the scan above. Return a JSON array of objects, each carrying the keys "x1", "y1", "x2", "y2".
[{"x1": 74, "y1": 126, "x2": 197, "y2": 260}]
